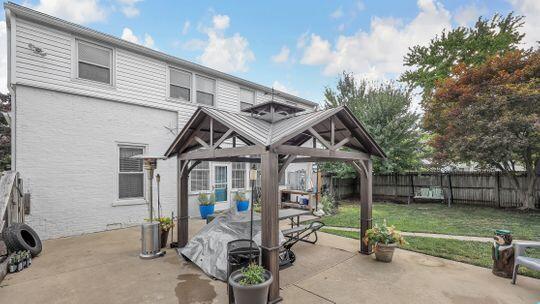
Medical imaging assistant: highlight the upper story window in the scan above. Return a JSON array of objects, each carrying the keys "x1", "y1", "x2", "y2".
[
  {"x1": 240, "y1": 88, "x2": 255, "y2": 110},
  {"x1": 77, "y1": 41, "x2": 112, "y2": 84},
  {"x1": 170, "y1": 68, "x2": 191, "y2": 101},
  {"x1": 196, "y1": 75, "x2": 215, "y2": 106}
]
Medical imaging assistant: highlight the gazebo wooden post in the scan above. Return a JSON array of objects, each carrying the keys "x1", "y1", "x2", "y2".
[
  {"x1": 260, "y1": 151, "x2": 281, "y2": 303},
  {"x1": 177, "y1": 156, "x2": 189, "y2": 247},
  {"x1": 359, "y1": 159, "x2": 373, "y2": 254}
]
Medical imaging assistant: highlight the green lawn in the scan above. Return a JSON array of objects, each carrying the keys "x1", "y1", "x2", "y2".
[
  {"x1": 322, "y1": 228, "x2": 540, "y2": 279},
  {"x1": 319, "y1": 202, "x2": 540, "y2": 240}
]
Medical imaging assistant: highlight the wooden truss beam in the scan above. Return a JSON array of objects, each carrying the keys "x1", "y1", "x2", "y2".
[
  {"x1": 274, "y1": 145, "x2": 369, "y2": 160},
  {"x1": 179, "y1": 145, "x2": 265, "y2": 160}
]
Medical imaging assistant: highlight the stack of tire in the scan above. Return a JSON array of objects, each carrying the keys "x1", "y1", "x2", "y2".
[{"x1": 2, "y1": 223, "x2": 42, "y2": 257}]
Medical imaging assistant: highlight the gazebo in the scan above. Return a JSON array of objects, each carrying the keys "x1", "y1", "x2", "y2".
[{"x1": 164, "y1": 101, "x2": 385, "y2": 302}]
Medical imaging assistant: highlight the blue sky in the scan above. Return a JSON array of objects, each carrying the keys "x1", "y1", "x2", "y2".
[{"x1": 1, "y1": 0, "x2": 539, "y2": 105}]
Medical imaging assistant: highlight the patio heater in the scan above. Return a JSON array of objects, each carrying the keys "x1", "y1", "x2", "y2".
[{"x1": 132, "y1": 155, "x2": 167, "y2": 259}]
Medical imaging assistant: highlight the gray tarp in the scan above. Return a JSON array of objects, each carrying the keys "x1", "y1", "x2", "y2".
[{"x1": 180, "y1": 210, "x2": 284, "y2": 281}]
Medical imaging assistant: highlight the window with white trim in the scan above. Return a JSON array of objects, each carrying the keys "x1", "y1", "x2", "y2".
[
  {"x1": 118, "y1": 146, "x2": 144, "y2": 199},
  {"x1": 77, "y1": 41, "x2": 112, "y2": 84},
  {"x1": 190, "y1": 161, "x2": 210, "y2": 191},
  {"x1": 170, "y1": 68, "x2": 191, "y2": 101},
  {"x1": 232, "y1": 162, "x2": 246, "y2": 189},
  {"x1": 196, "y1": 75, "x2": 215, "y2": 106},
  {"x1": 240, "y1": 88, "x2": 255, "y2": 110}
]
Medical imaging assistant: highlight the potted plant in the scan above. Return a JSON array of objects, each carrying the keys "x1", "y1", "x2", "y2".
[
  {"x1": 157, "y1": 217, "x2": 174, "y2": 248},
  {"x1": 228, "y1": 263, "x2": 273, "y2": 304},
  {"x1": 234, "y1": 191, "x2": 249, "y2": 212},
  {"x1": 198, "y1": 193, "x2": 215, "y2": 219},
  {"x1": 363, "y1": 222, "x2": 406, "y2": 263}
]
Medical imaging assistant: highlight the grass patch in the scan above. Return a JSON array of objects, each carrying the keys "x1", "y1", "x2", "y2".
[
  {"x1": 319, "y1": 202, "x2": 540, "y2": 240},
  {"x1": 321, "y1": 228, "x2": 540, "y2": 279}
]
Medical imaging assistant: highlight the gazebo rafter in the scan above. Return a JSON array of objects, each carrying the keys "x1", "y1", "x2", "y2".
[{"x1": 165, "y1": 102, "x2": 385, "y2": 303}]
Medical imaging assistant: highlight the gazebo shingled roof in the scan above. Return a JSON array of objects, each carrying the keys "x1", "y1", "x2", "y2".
[{"x1": 165, "y1": 102, "x2": 385, "y2": 303}]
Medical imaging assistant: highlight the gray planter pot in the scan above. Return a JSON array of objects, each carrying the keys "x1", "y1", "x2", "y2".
[
  {"x1": 228, "y1": 269, "x2": 273, "y2": 304},
  {"x1": 375, "y1": 243, "x2": 397, "y2": 262}
]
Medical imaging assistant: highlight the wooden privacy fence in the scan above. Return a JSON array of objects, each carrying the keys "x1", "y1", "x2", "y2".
[{"x1": 372, "y1": 172, "x2": 540, "y2": 208}]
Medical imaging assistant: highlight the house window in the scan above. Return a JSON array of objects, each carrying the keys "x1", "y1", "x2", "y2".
[
  {"x1": 170, "y1": 68, "x2": 191, "y2": 101},
  {"x1": 232, "y1": 162, "x2": 246, "y2": 189},
  {"x1": 287, "y1": 170, "x2": 306, "y2": 191},
  {"x1": 77, "y1": 41, "x2": 112, "y2": 84},
  {"x1": 118, "y1": 146, "x2": 144, "y2": 199},
  {"x1": 240, "y1": 88, "x2": 255, "y2": 110},
  {"x1": 191, "y1": 161, "x2": 210, "y2": 191},
  {"x1": 196, "y1": 75, "x2": 215, "y2": 106}
]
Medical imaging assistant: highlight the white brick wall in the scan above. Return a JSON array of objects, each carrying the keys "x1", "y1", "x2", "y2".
[{"x1": 15, "y1": 86, "x2": 179, "y2": 239}]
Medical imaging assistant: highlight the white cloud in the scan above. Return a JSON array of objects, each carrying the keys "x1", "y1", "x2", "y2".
[
  {"x1": 118, "y1": 0, "x2": 143, "y2": 18},
  {"x1": 508, "y1": 0, "x2": 540, "y2": 47},
  {"x1": 273, "y1": 81, "x2": 299, "y2": 96},
  {"x1": 182, "y1": 20, "x2": 191, "y2": 35},
  {"x1": 454, "y1": 4, "x2": 486, "y2": 27},
  {"x1": 212, "y1": 14, "x2": 230, "y2": 31},
  {"x1": 331, "y1": 6, "x2": 344, "y2": 19},
  {"x1": 299, "y1": 34, "x2": 333, "y2": 66},
  {"x1": 121, "y1": 27, "x2": 155, "y2": 48},
  {"x1": 299, "y1": 0, "x2": 451, "y2": 80},
  {"x1": 0, "y1": 21, "x2": 7, "y2": 93},
  {"x1": 271, "y1": 46, "x2": 290, "y2": 63},
  {"x1": 30, "y1": 0, "x2": 106, "y2": 24},
  {"x1": 197, "y1": 14, "x2": 255, "y2": 73}
]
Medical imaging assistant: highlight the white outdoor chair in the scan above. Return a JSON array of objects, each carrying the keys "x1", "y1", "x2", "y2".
[{"x1": 512, "y1": 241, "x2": 540, "y2": 284}]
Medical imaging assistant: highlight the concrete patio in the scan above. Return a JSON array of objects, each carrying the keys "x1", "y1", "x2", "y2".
[{"x1": 0, "y1": 219, "x2": 538, "y2": 304}]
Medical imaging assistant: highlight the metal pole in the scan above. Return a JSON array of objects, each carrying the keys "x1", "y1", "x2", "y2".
[{"x1": 147, "y1": 165, "x2": 154, "y2": 222}]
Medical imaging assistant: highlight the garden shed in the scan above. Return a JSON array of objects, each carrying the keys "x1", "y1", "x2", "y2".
[{"x1": 164, "y1": 101, "x2": 386, "y2": 302}]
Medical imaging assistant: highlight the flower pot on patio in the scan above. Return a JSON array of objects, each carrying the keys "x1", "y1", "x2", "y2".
[
  {"x1": 160, "y1": 229, "x2": 170, "y2": 248},
  {"x1": 234, "y1": 191, "x2": 249, "y2": 212},
  {"x1": 228, "y1": 265, "x2": 273, "y2": 304},
  {"x1": 375, "y1": 243, "x2": 397, "y2": 262},
  {"x1": 363, "y1": 222, "x2": 406, "y2": 263}
]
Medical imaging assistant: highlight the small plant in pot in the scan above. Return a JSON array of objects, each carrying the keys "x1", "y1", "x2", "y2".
[
  {"x1": 228, "y1": 263, "x2": 273, "y2": 304},
  {"x1": 198, "y1": 193, "x2": 216, "y2": 219},
  {"x1": 234, "y1": 191, "x2": 249, "y2": 212},
  {"x1": 146, "y1": 217, "x2": 175, "y2": 248},
  {"x1": 363, "y1": 222, "x2": 406, "y2": 263}
]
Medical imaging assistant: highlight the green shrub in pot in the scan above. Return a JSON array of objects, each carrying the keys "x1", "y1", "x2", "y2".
[
  {"x1": 228, "y1": 263, "x2": 273, "y2": 304},
  {"x1": 363, "y1": 221, "x2": 406, "y2": 262}
]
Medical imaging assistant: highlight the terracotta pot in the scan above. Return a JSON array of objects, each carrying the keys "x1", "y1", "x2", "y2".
[
  {"x1": 160, "y1": 229, "x2": 170, "y2": 248},
  {"x1": 375, "y1": 243, "x2": 397, "y2": 262},
  {"x1": 228, "y1": 269, "x2": 273, "y2": 304}
]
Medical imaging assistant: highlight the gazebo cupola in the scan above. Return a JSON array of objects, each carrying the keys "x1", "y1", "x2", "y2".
[{"x1": 241, "y1": 101, "x2": 306, "y2": 123}]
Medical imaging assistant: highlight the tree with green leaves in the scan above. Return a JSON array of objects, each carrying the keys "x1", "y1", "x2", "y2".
[
  {"x1": 323, "y1": 72, "x2": 424, "y2": 176},
  {"x1": 429, "y1": 50, "x2": 539, "y2": 209},
  {"x1": 401, "y1": 13, "x2": 525, "y2": 103},
  {"x1": 0, "y1": 93, "x2": 10, "y2": 172}
]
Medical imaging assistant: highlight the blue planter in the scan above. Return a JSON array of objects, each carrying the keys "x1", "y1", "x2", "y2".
[
  {"x1": 236, "y1": 200, "x2": 249, "y2": 212},
  {"x1": 199, "y1": 204, "x2": 215, "y2": 219}
]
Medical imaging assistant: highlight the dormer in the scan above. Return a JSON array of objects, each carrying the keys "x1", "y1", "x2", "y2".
[{"x1": 241, "y1": 101, "x2": 305, "y2": 123}]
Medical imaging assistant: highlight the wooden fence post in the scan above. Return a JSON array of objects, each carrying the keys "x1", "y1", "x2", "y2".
[
  {"x1": 448, "y1": 173, "x2": 454, "y2": 206},
  {"x1": 495, "y1": 171, "x2": 501, "y2": 208}
]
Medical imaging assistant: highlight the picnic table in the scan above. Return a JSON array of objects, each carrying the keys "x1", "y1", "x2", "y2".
[{"x1": 279, "y1": 208, "x2": 311, "y2": 229}]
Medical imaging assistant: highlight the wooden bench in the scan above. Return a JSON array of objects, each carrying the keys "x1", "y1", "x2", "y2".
[{"x1": 409, "y1": 187, "x2": 444, "y2": 203}]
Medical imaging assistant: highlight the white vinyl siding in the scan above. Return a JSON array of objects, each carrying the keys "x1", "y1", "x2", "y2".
[
  {"x1": 196, "y1": 75, "x2": 215, "y2": 106},
  {"x1": 77, "y1": 41, "x2": 112, "y2": 84},
  {"x1": 232, "y1": 162, "x2": 246, "y2": 189},
  {"x1": 240, "y1": 88, "x2": 255, "y2": 110},
  {"x1": 169, "y1": 68, "x2": 191, "y2": 101},
  {"x1": 190, "y1": 161, "x2": 210, "y2": 192},
  {"x1": 118, "y1": 146, "x2": 144, "y2": 199},
  {"x1": 12, "y1": 18, "x2": 313, "y2": 115}
]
